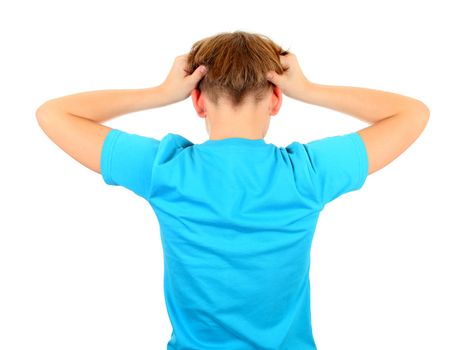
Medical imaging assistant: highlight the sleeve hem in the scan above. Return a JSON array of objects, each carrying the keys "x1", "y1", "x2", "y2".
[
  {"x1": 101, "y1": 129, "x2": 121, "y2": 185},
  {"x1": 350, "y1": 132, "x2": 369, "y2": 189}
]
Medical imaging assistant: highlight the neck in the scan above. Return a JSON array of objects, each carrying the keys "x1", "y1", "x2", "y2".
[
  {"x1": 208, "y1": 131, "x2": 264, "y2": 140},
  {"x1": 206, "y1": 115, "x2": 267, "y2": 140},
  {"x1": 205, "y1": 100, "x2": 269, "y2": 140}
]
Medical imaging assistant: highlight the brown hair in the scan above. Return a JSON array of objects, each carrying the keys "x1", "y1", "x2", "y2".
[{"x1": 186, "y1": 30, "x2": 290, "y2": 108}]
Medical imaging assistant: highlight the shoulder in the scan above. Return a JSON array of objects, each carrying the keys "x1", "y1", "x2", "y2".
[
  {"x1": 163, "y1": 132, "x2": 194, "y2": 148},
  {"x1": 154, "y1": 132, "x2": 195, "y2": 164}
]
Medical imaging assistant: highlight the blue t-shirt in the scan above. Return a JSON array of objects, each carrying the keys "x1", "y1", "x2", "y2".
[{"x1": 100, "y1": 129, "x2": 369, "y2": 350}]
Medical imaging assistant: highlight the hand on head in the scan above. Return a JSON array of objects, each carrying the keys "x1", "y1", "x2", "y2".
[{"x1": 266, "y1": 53, "x2": 312, "y2": 102}]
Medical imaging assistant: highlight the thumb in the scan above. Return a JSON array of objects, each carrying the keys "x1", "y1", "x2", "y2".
[
  {"x1": 190, "y1": 65, "x2": 208, "y2": 82},
  {"x1": 266, "y1": 71, "x2": 280, "y2": 85}
]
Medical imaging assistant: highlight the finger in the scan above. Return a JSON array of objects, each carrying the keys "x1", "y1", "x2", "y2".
[
  {"x1": 279, "y1": 55, "x2": 290, "y2": 69},
  {"x1": 266, "y1": 70, "x2": 280, "y2": 85},
  {"x1": 189, "y1": 65, "x2": 208, "y2": 82}
]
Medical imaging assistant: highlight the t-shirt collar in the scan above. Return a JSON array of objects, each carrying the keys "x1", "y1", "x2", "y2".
[{"x1": 201, "y1": 137, "x2": 267, "y2": 147}]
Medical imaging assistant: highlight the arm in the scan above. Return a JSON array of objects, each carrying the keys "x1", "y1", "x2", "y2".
[
  {"x1": 35, "y1": 54, "x2": 208, "y2": 175},
  {"x1": 305, "y1": 83, "x2": 430, "y2": 175},
  {"x1": 35, "y1": 86, "x2": 169, "y2": 174},
  {"x1": 266, "y1": 53, "x2": 430, "y2": 176}
]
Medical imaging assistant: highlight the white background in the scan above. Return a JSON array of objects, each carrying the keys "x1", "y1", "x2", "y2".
[{"x1": 1, "y1": 0, "x2": 471, "y2": 349}]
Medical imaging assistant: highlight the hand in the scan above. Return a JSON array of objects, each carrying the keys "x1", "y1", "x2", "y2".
[
  {"x1": 159, "y1": 54, "x2": 208, "y2": 105},
  {"x1": 266, "y1": 53, "x2": 313, "y2": 103}
]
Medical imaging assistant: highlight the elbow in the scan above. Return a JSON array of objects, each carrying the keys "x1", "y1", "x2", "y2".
[
  {"x1": 411, "y1": 101, "x2": 430, "y2": 133},
  {"x1": 418, "y1": 101, "x2": 430, "y2": 120},
  {"x1": 399, "y1": 99, "x2": 430, "y2": 129},
  {"x1": 35, "y1": 104, "x2": 47, "y2": 126},
  {"x1": 418, "y1": 102, "x2": 430, "y2": 132},
  {"x1": 396, "y1": 100, "x2": 430, "y2": 134},
  {"x1": 35, "y1": 102, "x2": 56, "y2": 132},
  {"x1": 36, "y1": 100, "x2": 48, "y2": 116},
  {"x1": 411, "y1": 99, "x2": 430, "y2": 120},
  {"x1": 35, "y1": 101, "x2": 55, "y2": 125}
]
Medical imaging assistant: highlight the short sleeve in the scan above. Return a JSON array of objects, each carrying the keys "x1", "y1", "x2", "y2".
[
  {"x1": 302, "y1": 131, "x2": 369, "y2": 206},
  {"x1": 100, "y1": 128, "x2": 161, "y2": 199}
]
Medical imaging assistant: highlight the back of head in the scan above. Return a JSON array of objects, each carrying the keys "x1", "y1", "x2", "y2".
[{"x1": 186, "y1": 30, "x2": 290, "y2": 108}]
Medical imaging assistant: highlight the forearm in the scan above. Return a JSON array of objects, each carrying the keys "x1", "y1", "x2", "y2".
[
  {"x1": 38, "y1": 85, "x2": 170, "y2": 123},
  {"x1": 305, "y1": 82, "x2": 428, "y2": 124}
]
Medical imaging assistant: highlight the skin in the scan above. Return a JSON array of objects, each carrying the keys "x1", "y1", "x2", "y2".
[
  {"x1": 36, "y1": 52, "x2": 429, "y2": 179},
  {"x1": 191, "y1": 87, "x2": 282, "y2": 140}
]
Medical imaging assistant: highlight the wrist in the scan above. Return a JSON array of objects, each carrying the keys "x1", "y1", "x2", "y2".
[
  {"x1": 300, "y1": 80, "x2": 319, "y2": 104},
  {"x1": 146, "y1": 85, "x2": 175, "y2": 108},
  {"x1": 301, "y1": 81, "x2": 323, "y2": 105}
]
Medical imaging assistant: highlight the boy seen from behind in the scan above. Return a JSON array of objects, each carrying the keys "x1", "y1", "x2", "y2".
[{"x1": 36, "y1": 30, "x2": 430, "y2": 350}]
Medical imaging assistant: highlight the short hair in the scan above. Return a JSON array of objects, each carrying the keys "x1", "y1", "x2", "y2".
[{"x1": 186, "y1": 30, "x2": 290, "y2": 108}]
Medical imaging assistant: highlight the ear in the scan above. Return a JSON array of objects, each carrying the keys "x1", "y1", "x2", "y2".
[
  {"x1": 191, "y1": 88, "x2": 206, "y2": 118},
  {"x1": 269, "y1": 85, "x2": 283, "y2": 116}
]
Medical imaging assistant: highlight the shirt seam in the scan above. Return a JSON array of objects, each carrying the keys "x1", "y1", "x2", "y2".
[
  {"x1": 146, "y1": 135, "x2": 171, "y2": 201},
  {"x1": 198, "y1": 144, "x2": 268, "y2": 147}
]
